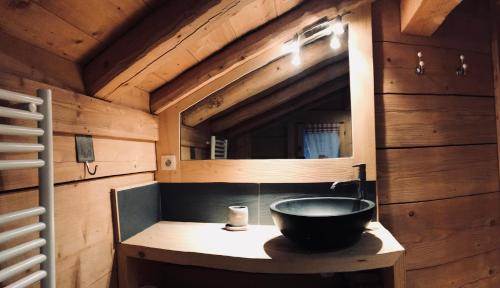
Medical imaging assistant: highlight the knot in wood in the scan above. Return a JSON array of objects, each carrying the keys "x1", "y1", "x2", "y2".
[{"x1": 208, "y1": 96, "x2": 223, "y2": 108}]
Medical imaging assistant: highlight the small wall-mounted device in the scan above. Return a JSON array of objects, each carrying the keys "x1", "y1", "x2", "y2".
[
  {"x1": 75, "y1": 135, "x2": 98, "y2": 175},
  {"x1": 415, "y1": 51, "x2": 424, "y2": 75},
  {"x1": 161, "y1": 155, "x2": 176, "y2": 170},
  {"x1": 456, "y1": 54, "x2": 467, "y2": 76}
]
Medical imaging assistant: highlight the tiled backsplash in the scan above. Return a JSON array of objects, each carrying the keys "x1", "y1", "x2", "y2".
[
  {"x1": 160, "y1": 183, "x2": 259, "y2": 224},
  {"x1": 160, "y1": 182, "x2": 376, "y2": 225}
]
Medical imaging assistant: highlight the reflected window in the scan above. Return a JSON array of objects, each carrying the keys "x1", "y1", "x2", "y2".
[{"x1": 303, "y1": 123, "x2": 340, "y2": 159}]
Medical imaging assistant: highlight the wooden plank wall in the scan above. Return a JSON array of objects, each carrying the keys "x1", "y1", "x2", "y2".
[
  {"x1": 0, "y1": 38, "x2": 158, "y2": 287},
  {"x1": 373, "y1": 0, "x2": 500, "y2": 287}
]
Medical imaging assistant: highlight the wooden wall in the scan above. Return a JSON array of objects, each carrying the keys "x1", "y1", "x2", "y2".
[
  {"x1": 373, "y1": 0, "x2": 500, "y2": 287},
  {"x1": 0, "y1": 36, "x2": 158, "y2": 287}
]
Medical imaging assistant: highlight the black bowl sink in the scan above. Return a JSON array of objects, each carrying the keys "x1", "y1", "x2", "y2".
[{"x1": 270, "y1": 197, "x2": 375, "y2": 249}]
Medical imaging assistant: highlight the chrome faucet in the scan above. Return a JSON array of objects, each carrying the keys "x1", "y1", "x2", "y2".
[{"x1": 330, "y1": 164, "x2": 366, "y2": 199}]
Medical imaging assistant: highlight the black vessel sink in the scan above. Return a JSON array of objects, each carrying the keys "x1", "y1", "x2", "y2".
[{"x1": 270, "y1": 197, "x2": 375, "y2": 249}]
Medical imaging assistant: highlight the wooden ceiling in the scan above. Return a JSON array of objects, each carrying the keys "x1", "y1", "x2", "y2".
[
  {"x1": 83, "y1": 0, "x2": 304, "y2": 101},
  {"x1": 0, "y1": 0, "x2": 470, "y2": 116},
  {"x1": 0, "y1": 0, "x2": 371, "y2": 114},
  {"x1": 0, "y1": 0, "x2": 163, "y2": 62}
]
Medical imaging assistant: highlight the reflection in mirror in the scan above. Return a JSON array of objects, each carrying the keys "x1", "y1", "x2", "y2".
[{"x1": 181, "y1": 24, "x2": 351, "y2": 160}]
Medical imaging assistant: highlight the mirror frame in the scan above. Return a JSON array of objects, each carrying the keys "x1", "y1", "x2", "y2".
[{"x1": 156, "y1": 3, "x2": 375, "y2": 183}]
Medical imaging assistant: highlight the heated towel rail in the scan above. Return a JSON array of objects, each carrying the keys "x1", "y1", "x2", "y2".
[
  {"x1": 0, "y1": 88, "x2": 55, "y2": 288},
  {"x1": 210, "y1": 136, "x2": 228, "y2": 160}
]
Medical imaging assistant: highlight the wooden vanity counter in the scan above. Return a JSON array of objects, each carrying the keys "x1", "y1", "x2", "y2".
[{"x1": 118, "y1": 221, "x2": 406, "y2": 287}]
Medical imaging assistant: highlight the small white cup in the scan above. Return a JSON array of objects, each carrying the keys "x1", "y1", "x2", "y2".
[{"x1": 227, "y1": 206, "x2": 248, "y2": 227}]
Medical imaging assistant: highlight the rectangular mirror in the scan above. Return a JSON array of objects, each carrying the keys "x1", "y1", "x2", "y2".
[
  {"x1": 180, "y1": 27, "x2": 351, "y2": 160},
  {"x1": 155, "y1": 3, "x2": 375, "y2": 183}
]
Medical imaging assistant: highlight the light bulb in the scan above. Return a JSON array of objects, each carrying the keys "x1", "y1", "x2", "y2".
[
  {"x1": 281, "y1": 42, "x2": 291, "y2": 54},
  {"x1": 291, "y1": 39, "x2": 300, "y2": 54},
  {"x1": 332, "y1": 18, "x2": 344, "y2": 35},
  {"x1": 330, "y1": 35, "x2": 341, "y2": 49},
  {"x1": 291, "y1": 52, "x2": 301, "y2": 66},
  {"x1": 281, "y1": 34, "x2": 301, "y2": 55}
]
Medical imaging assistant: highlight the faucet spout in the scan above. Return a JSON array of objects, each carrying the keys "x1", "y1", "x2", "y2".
[{"x1": 330, "y1": 164, "x2": 367, "y2": 199}]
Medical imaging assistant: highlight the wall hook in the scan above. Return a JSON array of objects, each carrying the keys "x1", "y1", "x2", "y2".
[
  {"x1": 415, "y1": 52, "x2": 424, "y2": 75},
  {"x1": 84, "y1": 161, "x2": 98, "y2": 175},
  {"x1": 456, "y1": 54, "x2": 467, "y2": 76}
]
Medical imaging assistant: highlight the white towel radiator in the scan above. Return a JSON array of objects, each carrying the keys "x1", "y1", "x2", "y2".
[
  {"x1": 0, "y1": 88, "x2": 55, "y2": 288},
  {"x1": 210, "y1": 136, "x2": 228, "y2": 160}
]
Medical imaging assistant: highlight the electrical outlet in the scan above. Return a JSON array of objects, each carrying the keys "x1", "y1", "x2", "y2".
[{"x1": 161, "y1": 155, "x2": 176, "y2": 170}]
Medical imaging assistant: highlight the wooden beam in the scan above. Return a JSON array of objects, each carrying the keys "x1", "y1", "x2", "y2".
[
  {"x1": 83, "y1": 0, "x2": 255, "y2": 98},
  {"x1": 211, "y1": 58, "x2": 349, "y2": 132},
  {"x1": 400, "y1": 0, "x2": 463, "y2": 36},
  {"x1": 151, "y1": 0, "x2": 372, "y2": 114},
  {"x1": 227, "y1": 77, "x2": 350, "y2": 138},
  {"x1": 182, "y1": 38, "x2": 346, "y2": 127}
]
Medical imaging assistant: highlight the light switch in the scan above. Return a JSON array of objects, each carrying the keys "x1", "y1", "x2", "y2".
[{"x1": 161, "y1": 155, "x2": 176, "y2": 170}]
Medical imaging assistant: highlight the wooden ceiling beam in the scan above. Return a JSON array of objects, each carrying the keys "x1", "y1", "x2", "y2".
[
  {"x1": 151, "y1": 0, "x2": 372, "y2": 114},
  {"x1": 182, "y1": 37, "x2": 345, "y2": 127},
  {"x1": 83, "y1": 0, "x2": 256, "y2": 98},
  {"x1": 227, "y1": 77, "x2": 350, "y2": 138},
  {"x1": 400, "y1": 0, "x2": 463, "y2": 36},
  {"x1": 210, "y1": 58, "x2": 349, "y2": 132}
]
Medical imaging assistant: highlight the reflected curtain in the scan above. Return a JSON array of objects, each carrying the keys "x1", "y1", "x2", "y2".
[{"x1": 303, "y1": 123, "x2": 340, "y2": 159}]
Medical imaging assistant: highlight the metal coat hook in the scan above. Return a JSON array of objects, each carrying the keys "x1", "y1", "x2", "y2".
[
  {"x1": 456, "y1": 54, "x2": 467, "y2": 76},
  {"x1": 84, "y1": 161, "x2": 98, "y2": 175},
  {"x1": 415, "y1": 51, "x2": 424, "y2": 75}
]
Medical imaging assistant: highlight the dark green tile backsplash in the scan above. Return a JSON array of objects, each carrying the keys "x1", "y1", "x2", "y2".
[
  {"x1": 160, "y1": 182, "x2": 376, "y2": 225},
  {"x1": 160, "y1": 183, "x2": 259, "y2": 224}
]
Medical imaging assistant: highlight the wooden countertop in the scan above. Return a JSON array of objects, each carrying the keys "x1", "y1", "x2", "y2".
[{"x1": 120, "y1": 221, "x2": 404, "y2": 274}]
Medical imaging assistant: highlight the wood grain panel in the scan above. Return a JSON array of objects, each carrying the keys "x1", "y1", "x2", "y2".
[
  {"x1": 372, "y1": 0, "x2": 491, "y2": 53},
  {"x1": 137, "y1": 45, "x2": 198, "y2": 88},
  {"x1": 379, "y1": 192, "x2": 500, "y2": 270},
  {"x1": 36, "y1": 0, "x2": 151, "y2": 43},
  {"x1": 0, "y1": 135, "x2": 156, "y2": 191},
  {"x1": 376, "y1": 94, "x2": 496, "y2": 147},
  {"x1": 186, "y1": 20, "x2": 237, "y2": 61},
  {"x1": 406, "y1": 249, "x2": 500, "y2": 288},
  {"x1": 104, "y1": 85, "x2": 151, "y2": 113},
  {"x1": 0, "y1": 172, "x2": 154, "y2": 288},
  {"x1": 228, "y1": 0, "x2": 276, "y2": 36},
  {"x1": 0, "y1": 31, "x2": 84, "y2": 93},
  {"x1": 0, "y1": 72, "x2": 158, "y2": 141},
  {"x1": 374, "y1": 42, "x2": 493, "y2": 96},
  {"x1": 274, "y1": 0, "x2": 303, "y2": 15},
  {"x1": 0, "y1": 0, "x2": 99, "y2": 61},
  {"x1": 377, "y1": 145, "x2": 499, "y2": 204}
]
